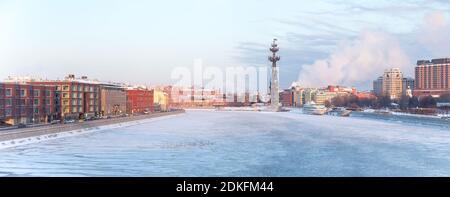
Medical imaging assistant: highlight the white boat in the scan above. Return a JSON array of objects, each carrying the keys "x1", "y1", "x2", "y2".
[
  {"x1": 302, "y1": 102, "x2": 328, "y2": 115},
  {"x1": 328, "y1": 107, "x2": 352, "y2": 117}
]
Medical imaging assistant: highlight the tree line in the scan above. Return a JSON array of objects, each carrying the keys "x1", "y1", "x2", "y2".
[{"x1": 325, "y1": 93, "x2": 450, "y2": 109}]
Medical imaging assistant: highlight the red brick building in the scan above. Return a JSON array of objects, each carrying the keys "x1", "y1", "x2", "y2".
[
  {"x1": 26, "y1": 75, "x2": 101, "y2": 120},
  {"x1": 126, "y1": 88, "x2": 154, "y2": 114},
  {"x1": 280, "y1": 89, "x2": 294, "y2": 107},
  {"x1": 0, "y1": 82, "x2": 58, "y2": 125}
]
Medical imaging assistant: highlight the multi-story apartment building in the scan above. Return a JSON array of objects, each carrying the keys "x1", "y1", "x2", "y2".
[
  {"x1": 373, "y1": 76, "x2": 383, "y2": 96},
  {"x1": 314, "y1": 90, "x2": 337, "y2": 105},
  {"x1": 126, "y1": 87, "x2": 154, "y2": 114},
  {"x1": 0, "y1": 82, "x2": 58, "y2": 125},
  {"x1": 280, "y1": 89, "x2": 293, "y2": 107},
  {"x1": 382, "y1": 68, "x2": 404, "y2": 100},
  {"x1": 100, "y1": 83, "x2": 127, "y2": 116},
  {"x1": 15, "y1": 75, "x2": 102, "y2": 120},
  {"x1": 414, "y1": 58, "x2": 450, "y2": 97}
]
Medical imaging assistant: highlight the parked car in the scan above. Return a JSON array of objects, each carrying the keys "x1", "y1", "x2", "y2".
[
  {"x1": 64, "y1": 119, "x2": 76, "y2": 124},
  {"x1": 17, "y1": 123, "x2": 27, "y2": 128},
  {"x1": 50, "y1": 120, "x2": 61, "y2": 125}
]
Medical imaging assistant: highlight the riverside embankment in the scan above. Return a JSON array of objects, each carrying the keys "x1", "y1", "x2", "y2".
[{"x1": 0, "y1": 110, "x2": 185, "y2": 143}]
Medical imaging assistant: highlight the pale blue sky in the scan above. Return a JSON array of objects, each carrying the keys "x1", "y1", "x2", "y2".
[{"x1": 0, "y1": 0, "x2": 449, "y2": 89}]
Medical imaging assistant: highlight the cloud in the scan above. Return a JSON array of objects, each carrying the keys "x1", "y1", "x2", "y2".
[
  {"x1": 418, "y1": 11, "x2": 450, "y2": 56},
  {"x1": 297, "y1": 31, "x2": 411, "y2": 89}
]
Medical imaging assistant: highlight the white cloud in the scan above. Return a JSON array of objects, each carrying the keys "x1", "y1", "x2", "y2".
[
  {"x1": 418, "y1": 11, "x2": 450, "y2": 56},
  {"x1": 297, "y1": 31, "x2": 411, "y2": 88}
]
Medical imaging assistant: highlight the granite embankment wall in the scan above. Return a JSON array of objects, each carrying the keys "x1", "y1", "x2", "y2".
[{"x1": 0, "y1": 110, "x2": 184, "y2": 142}]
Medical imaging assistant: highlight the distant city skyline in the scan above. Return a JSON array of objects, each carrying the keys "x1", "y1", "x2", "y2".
[{"x1": 1, "y1": 0, "x2": 450, "y2": 90}]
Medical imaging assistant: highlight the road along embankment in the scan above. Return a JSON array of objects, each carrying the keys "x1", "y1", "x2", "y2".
[{"x1": 0, "y1": 110, "x2": 185, "y2": 149}]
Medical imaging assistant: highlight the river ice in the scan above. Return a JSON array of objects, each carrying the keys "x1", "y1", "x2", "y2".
[{"x1": 0, "y1": 110, "x2": 449, "y2": 177}]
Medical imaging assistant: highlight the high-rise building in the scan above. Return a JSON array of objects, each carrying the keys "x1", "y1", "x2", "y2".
[
  {"x1": 373, "y1": 76, "x2": 383, "y2": 96},
  {"x1": 382, "y1": 68, "x2": 403, "y2": 100},
  {"x1": 414, "y1": 58, "x2": 450, "y2": 97}
]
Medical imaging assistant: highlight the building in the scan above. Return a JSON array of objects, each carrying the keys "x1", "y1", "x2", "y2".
[
  {"x1": 291, "y1": 85, "x2": 304, "y2": 107},
  {"x1": 0, "y1": 82, "x2": 58, "y2": 125},
  {"x1": 327, "y1": 85, "x2": 356, "y2": 95},
  {"x1": 381, "y1": 68, "x2": 404, "y2": 100},
  {"x1": 153, "y1": 89, "x2": 170, "y2": 112},
  {"x1": 402, "y1": 77, "x2": 415, "y2": 97},
  {"x1": 373, "y1": 76, "x2": 383, "y2": 96},
  {"x1": 280, "y1": 89, "x2": 293, "y2": 107},
  {"x1": 302, "y1": 88, "x2": 317, "y2": 104},
  {"x1": 19, "y1": 75, "x2": 102, "y2": 120},
  {"x1": 100, "y1": 83, "x2": 127, "y2": 116},
  {"x1": 314, "y1": 90, "x2": 337, "y2": 105},
  {"x1": 356, "y1": 91, "x2": 376, "y2": 100},
  {"x1": 126, "y1": 87, "x2": 154, "y2": 114},
  {"x1": 414, "y1": 58, "x2": 450, "y2": 97}
]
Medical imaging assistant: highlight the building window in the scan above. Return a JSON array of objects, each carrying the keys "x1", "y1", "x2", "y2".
[
  {"x1": 72, "y1": 93, "x2": 77, "y2": 98},
  {"x1": 85, "y1": 86, "x2": 89, "y2": 91},
  {"x1": 78, "y1": 85, "x2": 82, "y2": 91},
  {"x1": 63, "y1": 93, "x2": 69, "y2": 98},
  {"x1": 46, "y1": 99, "x2": 51, "y2": 105},
  {"x1": 5, "y1": 88, "x2": 12, "y2": 96},
  {"x1": 90, "y1": 93, "x2": 94, "y2": 99},
  {"x1": 5, "y1": 109, "x2": 12, "y2": 116},
  {"x1": 78, "y1": 93, "x2": 83, "y2": 98},
  {"x1": 45, "y1": 90, "x2": 51, "y2": 97},
  {"x1": 20, "y1": 89, "x2": 26, "y2": 97},
  {"x1": 89, "y1": 106, "x2": 94, "y2": 112},
  {"x1": 5, "y1": 99, "x2": 12, "y2": 106},
  {"x1": 72, "y1": 99, "x2": 77, "y2": 105},
  {"x1": 34, "y1": 90, "x2": 40, "y2": 97},
  {"x1": 72, "y1": 107, "x2": 77, "y2": 112},
  {"x1": 79, "y1": 107, "x2": 83, "y2": 112},
  {"x1": 34, "y1": 108, "x2": 39, "y2": 114},
  {"x1": 89, "y1": 100, "x2": 94, "y2": 105},
  {"x1": 34, "y1": 99, "x2": 39, "y2": 105},
  {"x1": 90, "y1": 86, "x2": 94, "y2": 92},
  {"x1": 19, "y1": 99, "x2": 25, "y2": 106},
  {"x1": 63, "y1": 86, "x2": 69, "y2": 91},
  {"x1": 72, "y1": 86, "x2": 77, "y2": 91},
  {"x1": 63, "y1": 100, "x2": 69, "y2": 105}
]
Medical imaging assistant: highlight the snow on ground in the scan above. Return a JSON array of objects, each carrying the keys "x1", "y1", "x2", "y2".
[{"x1": 0, "y1": 110, "x2": 448, "y2": 177}]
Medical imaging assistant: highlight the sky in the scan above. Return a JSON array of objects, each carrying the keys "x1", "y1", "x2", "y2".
[{"x1": 0, "y1": 0, "x2": 449, "y2": 90}]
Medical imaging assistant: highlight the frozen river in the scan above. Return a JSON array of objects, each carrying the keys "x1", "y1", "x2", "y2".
[{"x1": 0, "y1": 110, "x2": 449, "y2": 177}]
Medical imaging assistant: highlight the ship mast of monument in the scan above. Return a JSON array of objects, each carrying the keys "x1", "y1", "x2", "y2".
[{"x1": 269, "y1": 39, "x2": 281, "y2": 67}]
